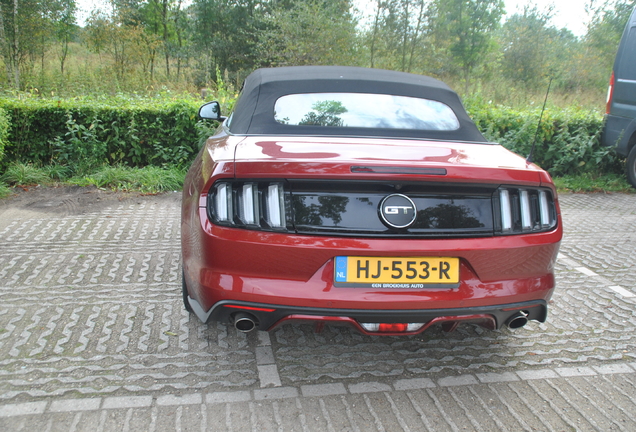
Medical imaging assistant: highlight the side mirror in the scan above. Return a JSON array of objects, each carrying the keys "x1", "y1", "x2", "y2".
[{"x1": 198, "y1": 101, "x2": 224, "y2": 121}]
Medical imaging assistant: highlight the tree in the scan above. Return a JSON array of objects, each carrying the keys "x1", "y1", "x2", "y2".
[
  {"x1": 141, "y1": 0, "x2": 176, "y2": 78},
  {"x1": 257, "y1": 0, "x2": 357, "y2": 67},
  {"x1": 586, "y1": 0, "x2": 636, "y2": 51},
  {"x1": 576, "y1": 0, "x2": 636, "y2": 91},
  {"x1": 86, "y1": 11, "x2": 147, "y2": 82},
  {"x1": 499, "y1": 5, "x2": 564, "y2": 88},
  {"x1": 366, "y1": 0, "x2": 430, "y2": 72},
  {"x1": 299, "y1": 100, "x2": 348, "y2": 127},
  {"x1": 0, "y1": 0, "x2": 22, "y2": 88},
  {"x1": 430, "y1": 0, "x2": 504, "y2": 92},
  {"x1": 0, "y1": 0, "x2": 67, "y2": 89},
  {"x1": 170, "y1": 0, "x2": 189, "y2": 80},
  {"x1": 192, "y1": 0, "x2": 267, "y2": 84},
  {"x1": 53, "y1": 0, "x2": 77, "y2": 75}
]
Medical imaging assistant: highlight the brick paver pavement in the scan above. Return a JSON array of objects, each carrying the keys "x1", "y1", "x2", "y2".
[{"x1": 0, "y1": 190, "x2": 634, "y2": 431}]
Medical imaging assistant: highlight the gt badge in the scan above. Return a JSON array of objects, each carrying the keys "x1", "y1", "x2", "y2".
[{"x1": 379, "y1": 194, "x2": 417, "y2": 228}]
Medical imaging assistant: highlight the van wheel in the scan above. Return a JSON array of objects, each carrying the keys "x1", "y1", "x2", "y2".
[{"x1": 628, "y1": 146, "x2": 636, "y2": 189}]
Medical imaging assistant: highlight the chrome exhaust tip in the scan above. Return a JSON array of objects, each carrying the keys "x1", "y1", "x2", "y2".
[
  {"x1": 506, "y1": 311, "x2": 529, "y2": 329},
  {"x1": 234, "y1": 312, "x2": 257, "y2": 333}
]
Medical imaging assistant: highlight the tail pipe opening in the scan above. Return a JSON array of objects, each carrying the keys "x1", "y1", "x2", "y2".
[
  {"x1": 233, "y1": 312, "x2": 258, "y2": 333},
  {"x1": 506, "y1": 311, "x2": 529, "y2": 329}
]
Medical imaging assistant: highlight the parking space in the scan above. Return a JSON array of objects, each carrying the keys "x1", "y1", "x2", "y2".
[{"x1": 0, "y1": 189, "x2": 635, "y2": 430}]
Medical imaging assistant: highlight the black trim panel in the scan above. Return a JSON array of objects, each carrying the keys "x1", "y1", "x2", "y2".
[{"x1": 205, "y1": 299, "x2": 548, "y2": 331}]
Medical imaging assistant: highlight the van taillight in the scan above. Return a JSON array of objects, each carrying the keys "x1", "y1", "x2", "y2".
[{"x1": 606, "y1": 72, "x2": 615, "y2": 114}]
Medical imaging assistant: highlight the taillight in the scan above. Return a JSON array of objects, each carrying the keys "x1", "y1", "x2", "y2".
[
  {"x1": 214, "y1": 183, "x2": 232, "y2": 223},
  {"x1": 265, "y1": 184, "x2": 286, "y2": 228},
  {"x1": 606, "y1": 71, "x2": 615, "y2": 115},
  {"x1": 208, "y1": 180, "x2": 290, "y2": 231},
  {"x1": 494, "y1": 187, "x2": 557, "y2": 234},
  {"x1": 238, "y1": 183, "x2": 259, "y2": 225}
]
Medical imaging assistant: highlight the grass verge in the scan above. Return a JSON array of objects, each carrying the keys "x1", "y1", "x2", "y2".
[
  {"x1": 0, "y1": 163, "x2": 187, "y2": 196},
  {"x1": 0, "y1": 182, "x2": 11, "y2": 198},
  {"x1": 553, "y1": 173, "x2": 634, "y2": 193},
  {"x1": 68, "y1": 165, "x2": 186, "y2": 193}
]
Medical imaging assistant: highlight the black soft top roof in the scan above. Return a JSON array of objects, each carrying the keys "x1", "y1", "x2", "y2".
[{"x1": 228, "y1": 66, "x2": 487, "y2": 142}]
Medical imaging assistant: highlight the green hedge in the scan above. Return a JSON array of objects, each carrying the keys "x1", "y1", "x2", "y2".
[
  {"x1": 0, "y1": 95, "x2": 623, "y2": 178},
  {"x1": 468, "y1": 103, "x2": 623, "y2": 177},
  {"x1": 0, "y1": 107, "x2": 9, "y2": 167},
  {"x1": 0, "y1": 96, "x2": 208, "y2": 172}
]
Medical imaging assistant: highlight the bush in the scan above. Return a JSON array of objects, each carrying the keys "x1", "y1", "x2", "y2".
[
  {"x1": 0, "y1": 107, "x2": 9, "y2": 167},
  {"x1": 0, "y1": 94, "x2": 221, "y2": 173},
  {"x1": 467, "y1": 102, "x2": 624, "y2": 176},
  {"x1": 0, "y1": 93, "x2": 623, "y2": 179}
]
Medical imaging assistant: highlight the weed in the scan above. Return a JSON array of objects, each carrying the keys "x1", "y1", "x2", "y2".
[
  {"x1": 554, "y1": 173, "x2": 634, "y2": 193},
  {"x1": 68, "y1": 165, "x2": 186, "y2": 193},
  {"x1": 43, "y1": 164, "x2": 72, "y2": 180},
  {"x1": 1, "y1": 163, "x2": 52, "y2": 185},
  {"x1": 0, "y1": 182, "x2": 11, "y2": 198},
  {"x1": 51, "y1": 113, "x2": 108, "y2": 175}
]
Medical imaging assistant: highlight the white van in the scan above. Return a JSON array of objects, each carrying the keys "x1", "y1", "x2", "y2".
[{"x1": 602, "y1": 6, "x2": 636, "y2": 187}]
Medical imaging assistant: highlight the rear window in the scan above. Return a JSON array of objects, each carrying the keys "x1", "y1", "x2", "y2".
[
  {"x1": 618, "y1": 27, "x2": 636, "y2": 80},
  {"x1": 274, "y1": 93, "x2": 460, "y2": 131}
]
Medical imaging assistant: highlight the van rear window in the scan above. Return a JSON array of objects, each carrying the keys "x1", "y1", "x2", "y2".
[{"x1": 618, "y1": 27, "x2": 636, "y2": 80}]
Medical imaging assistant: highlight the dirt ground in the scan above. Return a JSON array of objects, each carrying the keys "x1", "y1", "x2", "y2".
[{"x1": 0, "y1": 185, "x2": 157, "y2": 216}]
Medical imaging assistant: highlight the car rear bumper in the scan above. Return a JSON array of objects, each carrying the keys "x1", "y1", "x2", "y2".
[
  {"x1": 187, "y1": 297, "x2": 548, "y2": 335},
  {"x1": 182, "y1": 218, "x2": 560, "y2": 334}
]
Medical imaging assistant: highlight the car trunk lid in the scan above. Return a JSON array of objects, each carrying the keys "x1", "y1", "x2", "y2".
[{"x1": 233, "y1": 136, "x2": 543, "y2": 185}]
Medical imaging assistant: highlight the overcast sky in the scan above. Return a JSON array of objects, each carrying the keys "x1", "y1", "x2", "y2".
[
  {"x1": 350, "y1": 0, "x2": 591, "y2": 37},
  {"x1": 77, "y1": 1, "x2": 591, "y2": 37},
  {"x1": 504, "y1": 0, "x2": 590, "y2": 36}
]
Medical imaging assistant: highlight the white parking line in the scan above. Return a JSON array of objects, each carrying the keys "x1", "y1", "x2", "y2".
[
  {"x1": 575, "y1": 267, "x2": 598, "y2": 277},
  {"x1": 257, "y1": 331, "x2": 282, "y2": 388},
  {"x1": 560, "y1": 254, "x2": 632, "y2": 299},
  {"x1": 609, "y1": 286, "x2": 636, "y2": 298}
]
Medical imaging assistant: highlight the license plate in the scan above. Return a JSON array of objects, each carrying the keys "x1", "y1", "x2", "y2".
[{"x1": 334, "y1": 256, "x2": 459, "y2": 288}]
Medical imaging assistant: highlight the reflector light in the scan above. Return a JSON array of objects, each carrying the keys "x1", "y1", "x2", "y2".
[
  {"x1": 499, "y1": 189, "x2": 512, "y2": 232},
  {"x1": 606, "y1": 72, "x2": 614, "y2": 115},
  {"x1": 379, "y1": 323, "x2": 408, "y2": 332},
  {"x1": 224, "y1": 305, "x2": 276, "y2": 312},
  {"x1": 360, "y1": 323, "x2": 424, "y2": 333}
]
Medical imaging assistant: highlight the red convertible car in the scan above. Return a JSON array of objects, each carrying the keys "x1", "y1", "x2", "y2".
[{"x1": 181, "y1": 66, "x2": 562, "y2": 336}]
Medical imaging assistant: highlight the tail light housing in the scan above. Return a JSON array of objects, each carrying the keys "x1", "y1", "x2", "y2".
[
  {"x1": 208, "y1": 180, "x2": 291, "y2": 231},
  {"x1": 606, "y1": 71, "x2": 615, "y2": 114},
  {"x1": 493, "y1": 187, "x2": 557, "y2": 234}
]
